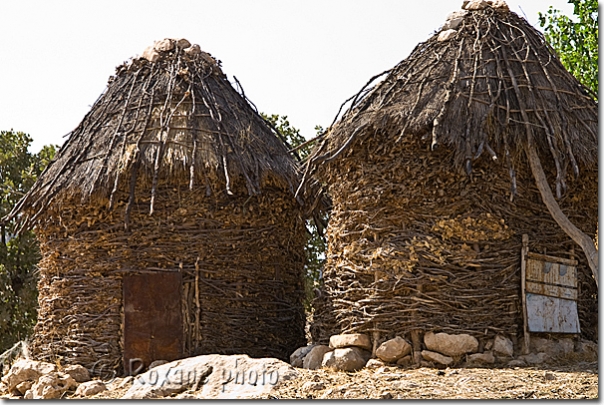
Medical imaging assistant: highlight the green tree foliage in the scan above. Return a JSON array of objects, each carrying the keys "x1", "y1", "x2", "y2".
[
  {"x1": 262, "y1": 114, "x2": 311, "y2": 160},
  {"x1": 261, "y1": 114, "x2": 326, "y2": 311},
  {"x1": 539, "y1": 0, "x2": 598, "y2": 97},
  {"x1": 0, "y1": 131, "x2": 57, "y2": 352}
]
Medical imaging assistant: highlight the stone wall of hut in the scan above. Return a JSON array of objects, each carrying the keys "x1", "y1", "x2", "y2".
[
  {"x1": 30, "y1": 179, "x2": 307, "y2": 373},
  {"x1": 311, "y1": 132, "x2": 598, "y2": 346}
]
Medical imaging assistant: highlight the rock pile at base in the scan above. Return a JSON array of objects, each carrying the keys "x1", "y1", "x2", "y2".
[
  {"x1": 376, "y1": 337, "x2": 412, "y2": 363},
  {"x1": 121, "y1": 354, "x2": 298, "y2": 399},
  {"x1": 289, "y1": 332, "x2": 598, "y2": 372},
  {"x1": 322, "y1": 348, "x2": 370, "y2": 372},
  {"x1": 424, "y1": 332, "x2": 478, "y2": 357},
  {"x1": 0, "y1": 359, "x2": 93, "y2": 399},
  {"x1": 1, "y1": 354, "x2": 298, "y2": 399}
]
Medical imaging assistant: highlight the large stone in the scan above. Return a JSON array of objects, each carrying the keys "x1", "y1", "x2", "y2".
[
  {"x1": 329, "y1": 334, "x2": 372, "y2": 350},
  {"x1": 175, "y1": 38, "x2": 192, "y2": 49},
  {"x1": 467, "y1": 351, "x2": 495, "y2": 365},
  {"x1": 322, "y1": 347, "x2": 369, "y2": 372},
  {"x1": 376, "y1": 336, "x2": 412, "y2": 363},
  {"x1": 75, "y1": 380, "x2": 107, "y2": 397},
  {"x1": 106, "y1": 375, "x2": 135, "y2": 391},
  {"x1": 290, "y1": 345, "x2": 315, "y2": 368},
  {"x1": 396, "y1": 355, "x2": 413, "y2": 367},
  {"x1": 437, "y1": 29, "x2": 457, "y2": 42},
  {"x1": 577, "y1": 340, "x2": 597, "y2": 361},
  {"x1": 184, "y1": 45, "x2": 202, "y2": 57},
  {"x1": 442, "y1": 10, "x2": 468, "y2": 30},
  {"x1": 149, "y1": 360, "x2": 169, "y2": 370},
  {"x1": 15, "y1": 380, "x2": 33, "y2": 395},
  {"x1": 118, "y1": 376, "x2": 135, "y2": 388},
  {"x1": 492, "y1": 335, "x2": 514, "y2": 357},
  {"x1": 141, "y1": 45, "x2": 160, "y2": 62},
  {"x1": 365, "y1": 359, "x2": 386, "y2": 369},
  {"x1": 462, "y1": 0, "x2": 489, "y2": 10},
  {"x1": 122, "y1": 354, "x2": 299, "y2": 399},
  {"x1": 424, "y1": 332, "x2": 478, "y2": 357},
  {"x1": 528, "y1": 337, "x2": 573, "y2": 356},
  {"x1": 557, "y1": 338, "x2": 574, "y2": 355},
  {"x1": 519, "y1": 352, "x2": 549, "y2": 365},
  {"x1": 1, "y1": 359, "x2": 58, "y2": 392},
  {"x1": 528, "y1": 337, "x2": 556, "y2": 353},
  {"x1": 25, "y1": 372, "x2": 77, "y2": 399},
  {"x1": 486, "y1": 0, "x2": 509, "y2": 10},
  {"x1": 303, "y1": 345, "x2": 332, "y2": 370},
  {"x1": 507, "y1": 359, "x2": 526, "y2": 367},
  {"x1": 154, "y1": 38, "x2": 175, "y2": 52},
  {"x1": 64, "y1": 364, "x2": 90, "y2": 383},
  {"x1": 421, "y1": 350, "x2": 453, "y2": 366}
]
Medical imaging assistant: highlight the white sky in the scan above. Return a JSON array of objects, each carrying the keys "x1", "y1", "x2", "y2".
[{"x1": 0, "y1": 0, "x2": 575, "y2": 152}]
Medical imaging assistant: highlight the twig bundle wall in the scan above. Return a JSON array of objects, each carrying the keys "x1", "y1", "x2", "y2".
[
  {"x1": 310, "y1": 135, "x2": 597, "y2": 344},
  {"x1": 31, "y1": 180, "x2": 307, "y2": 372},
  {"x1": 7, "y1": 39, "x2": 310, "y2": 373},
  {"x1": 305, "y1": 6, "x2": 598, "y2": 345}
]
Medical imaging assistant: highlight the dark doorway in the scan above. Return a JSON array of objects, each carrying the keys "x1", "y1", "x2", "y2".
[{"x1": 123, "y1": 272, "x2": 183, "y2": 375}]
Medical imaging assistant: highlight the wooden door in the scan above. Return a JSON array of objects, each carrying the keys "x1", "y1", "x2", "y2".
[
  {"x1": 524, "y1": 253, "x2": 580, "y2": 334},
  {"x1": 123, "y1": 272, "x2": 183, "y2": 375}
]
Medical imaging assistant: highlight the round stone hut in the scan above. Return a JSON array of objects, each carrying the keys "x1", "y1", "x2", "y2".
[
  {"x1": 303, "y1": 3, "x2": 598, "y2": 352},
  {"x1": 7, "y1": 38, "x2": 307, "y2": 374}
]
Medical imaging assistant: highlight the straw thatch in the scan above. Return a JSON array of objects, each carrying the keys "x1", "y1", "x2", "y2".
[
  {"x1": 304, "y1": 5, "x2": 598, "y2": 346},
  {"x1": 6, "y1": 39, "x2": 308, "y2": 372},
  {"x1": 11, "y1": 40, "x2": 302, "y2": 231}
]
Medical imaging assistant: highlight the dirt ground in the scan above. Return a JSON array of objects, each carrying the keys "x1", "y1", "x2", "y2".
[
  {"x1": 70, "y1": 360, "x2": 597, "y2": 400},
  {"x1": 1, "y1": 360, "x2": 597, "y2": 400},
  {"x1": 259, "y1": 361, "x2": 598, "y2": 400}
]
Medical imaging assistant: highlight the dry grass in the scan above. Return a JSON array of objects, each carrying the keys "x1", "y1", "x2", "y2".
[{"x1": 261, "y1": 362, "x2": 598, "y2": 399}]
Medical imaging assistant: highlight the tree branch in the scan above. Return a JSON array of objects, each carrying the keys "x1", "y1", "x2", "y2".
[{"x1": 525, "y1": 134, "x2": 598, "y2": 287}]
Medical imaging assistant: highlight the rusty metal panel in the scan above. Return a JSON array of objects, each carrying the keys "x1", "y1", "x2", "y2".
[
  {"x1": 526, "y1": 258, "x2": 577, "y2": 288},
  {"x1": 526, "y1": 293, "x2": 580, "y2": 334},
  {"x1": 123, "y1": 272, "x2": 183, "y2": 374}
]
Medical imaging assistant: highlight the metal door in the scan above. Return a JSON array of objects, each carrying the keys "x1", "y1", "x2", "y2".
[
  {"x1": 123, "y1": 272, "x2": 183, "y2": 375},
  {"x1": 524, "y1": 254, "x2": 580, "y2": 334},
  {"x1": 520, "y1": 234, "x2": 580, "y2": 354}
]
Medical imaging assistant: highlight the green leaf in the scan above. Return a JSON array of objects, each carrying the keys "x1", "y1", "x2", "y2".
[
  {"x1": 0, "y1": 130, "x2": 57, "y2": 351},
  {"x1": 539, "y1": 0, "x2": 598, "y2": 97}
]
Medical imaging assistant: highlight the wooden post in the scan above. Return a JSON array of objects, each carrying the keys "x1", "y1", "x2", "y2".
[
  {"x1": 372, "y1": 271, "x2": 380, "y2": 357},
  {"x1": 372, "y1": 329, "x2": 380, "y2": 358},
  {"x1": 411, "y1": 330, "x2": 422, "y2": 366},
  {"x1": 411, "y1": 284, "x2": 424, "y2": 365},
  {"x1": 520, "y1": 234, "x2": 530, "y2": 355}
]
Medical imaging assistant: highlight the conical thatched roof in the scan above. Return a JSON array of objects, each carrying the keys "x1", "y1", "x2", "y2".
[
  {"x1": 303, "y1": 2, "x2": 597, "y2": 196},
  {"x1": 9, "y1": 38, "x2": 302, "y2": 230}
]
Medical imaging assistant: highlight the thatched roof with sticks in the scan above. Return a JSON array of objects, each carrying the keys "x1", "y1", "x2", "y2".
[
  {"x1": 302, "y1": 3, "x2": 597, "y2": 197},
  {"x1": 8, "y1": 38, "x2": 303, "y2": 230}
]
